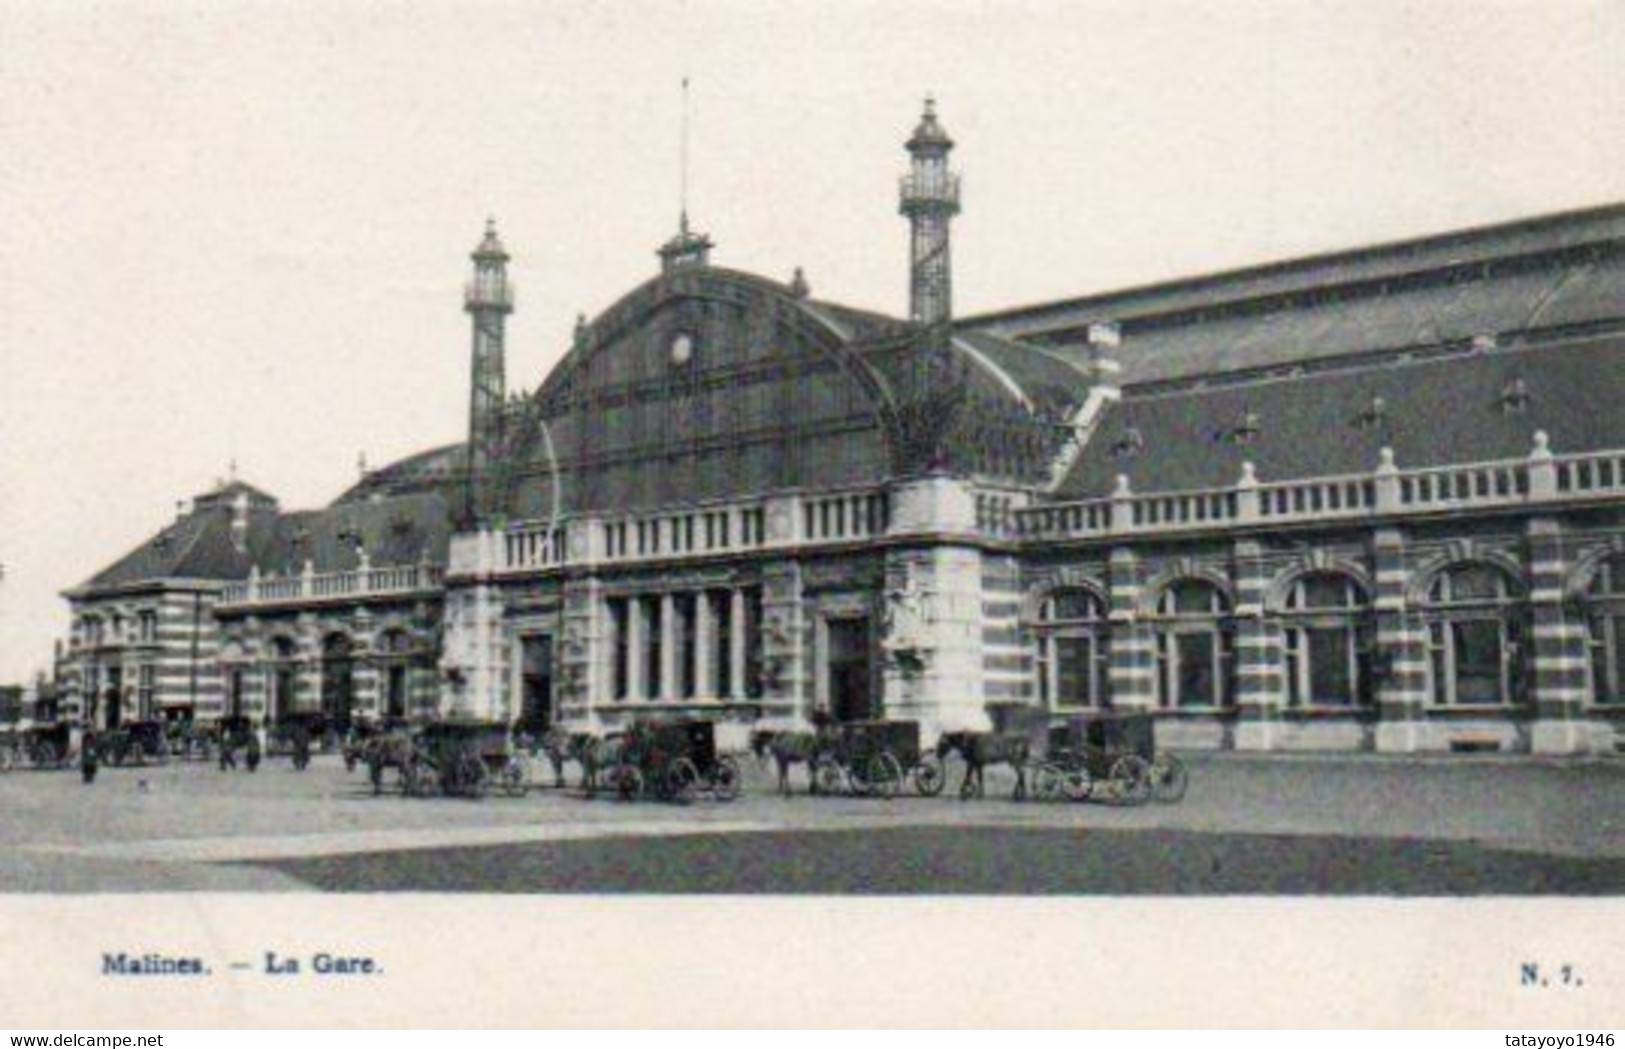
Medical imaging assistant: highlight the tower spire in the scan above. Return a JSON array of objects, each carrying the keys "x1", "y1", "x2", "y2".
[
  {"x1": 464, "y1": 217, "x2": 513, "y2": 524},
  {"x1": 658, "y1": 75, "x2": 713, "y2": 272},
  {"x1": 899, "y1": 94, "x2": 960, "y2": 325}
]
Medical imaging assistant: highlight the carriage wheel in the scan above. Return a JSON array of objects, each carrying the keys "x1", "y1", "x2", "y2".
[
  {"x1": 814, "y1": 761, "x2": 846, "y2": 797},
  {"x1": 465, "y1": 756, "x2": 491, "y2": 800},
  {"x1": 615, "y1": 764, "x2": 643, "y2": 802},
  {"x1": 1150, "y1": 753, "x2": 1188, "y2": 804},
  {"x1": 912, "y1": 752, "x2": 946, "y2": 797},
  {"x1": 1061, "y1": 763, "x2": 1093, "y2": 802},
  {"x1": 666, "y1": 758, "x2": 700, "y2": 803},
  {"x1": 711, "y1": 755, "x2": 742, "y2": 802},
  {"x1": 500, "y1": 761, "x2": 527, "y2": 798},
  {"x1": 1109, "y1": 755, "x2": 1152, "y2": 806},
  {"x1": 865, "y1": 752, "x2": 904, "y2": 799},
  {"x1": 1033, "y1": 763, "x2": 1063, "y2": 801}
]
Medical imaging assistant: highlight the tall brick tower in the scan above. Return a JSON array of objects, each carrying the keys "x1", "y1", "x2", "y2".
[
  {"x1": 899, "y1": 97, "x2": 961, "y2": 325},
  {"x1": 464, "y1": 218, "x2": 512, "y2": 521}
]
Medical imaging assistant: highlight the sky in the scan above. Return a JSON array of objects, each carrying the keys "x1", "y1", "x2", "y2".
[{"x1": 1, "y1": 0, "x2": 1622, "y2": 681}]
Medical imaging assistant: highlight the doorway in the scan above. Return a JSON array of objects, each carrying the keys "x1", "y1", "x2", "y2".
[
  {"x1": 826, "y1": 616, "x2": 874, "y2": 723},
  {"x1": 519, "y1": 634, "x2": 555, "y2": 734}
]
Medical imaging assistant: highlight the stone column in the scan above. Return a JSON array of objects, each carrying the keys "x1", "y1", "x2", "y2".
[
  {"x1": 1526, "y1": 516, "x2": 1590, "y2": 754},
  {"x1": 560, "y1": 576, "x2": 604, "y2": 728},
  {"x1": 1372, "y1": 526, "x2": 1426, "y2": 752},
  {"x1": 1232, "y1": 538, "x2": 1284, "y2": 750},
  {"x1": 1106, "y1": 546, "x2": 1155, "y2": 710},
  {"x1": 626, "y1": 595, "x2": 646, "y2": 702},
  {"x1": 694, "y1": 589, "x2": 715, "y2": 698},
  {"x1": 660, "y1": 592, "x2": 679, "y2": 701},
  {"x1": 882, "y1": 476, "x2": 987, "y2": 741},
  {"x1": 729, "y1": 589, "x2": 747, "y2": 701}
]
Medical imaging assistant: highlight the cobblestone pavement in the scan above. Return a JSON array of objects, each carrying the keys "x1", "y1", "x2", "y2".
[{"x1": 2, "y1": 750, "x2": 1623, "y2": 891}]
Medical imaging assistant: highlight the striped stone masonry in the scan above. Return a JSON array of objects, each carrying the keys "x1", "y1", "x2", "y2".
[
  {"x1": 1372, "y1": 527, "x2": 1428, "y2": 752},
  {"x1": 1106, "y1": 546, "x2": 1155, "y2": 710},
  {"x1": 1526, "y1": 517, "x2": 1590, "y2": 753},
  {"x1": 1232, "y1": 539, "x2": 1284, "y2": 749}
]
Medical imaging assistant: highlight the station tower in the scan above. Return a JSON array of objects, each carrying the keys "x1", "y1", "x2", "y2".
[
  {"x1": 464, "y1": 219, "x2": 513, "y2": 520},
  {"x1": 899, "y1": 97, "x2": 961, "y2": 325}
]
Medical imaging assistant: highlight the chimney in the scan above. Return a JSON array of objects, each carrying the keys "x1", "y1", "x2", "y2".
[{"x1": 1086, "y1": 321, "x2": 1123, "y2": 386}]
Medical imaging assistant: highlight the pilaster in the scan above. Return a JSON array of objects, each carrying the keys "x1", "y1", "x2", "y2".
[{"x1": 1526, "y1": 516, "x2": 1590, "y2": 754}]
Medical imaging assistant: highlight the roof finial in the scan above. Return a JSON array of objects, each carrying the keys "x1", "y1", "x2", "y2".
[
  {"x1": 680, "y1": 75, "x2": 691, "y2": 234},
  {"x1": 227, "y1": 458, "x2": 238, "y2": 482}
]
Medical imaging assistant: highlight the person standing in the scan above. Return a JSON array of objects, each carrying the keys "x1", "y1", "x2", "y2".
[
  {"x1": 244, "y1": 731, "x2": 261, "y2": 773},
  {"x1": 80, "y1": 730, "x2": 99, "y2": 785}
]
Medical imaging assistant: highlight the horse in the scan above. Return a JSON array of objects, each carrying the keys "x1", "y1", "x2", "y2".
[
  {"x1": 533, "y1": 728, "x2": 597, "y2": 790},
  {"x1": 936, "y1": 731, "x2": 1031, "y2": 801},
  {"x1": 573, "y1": 733, "x2": 627, "y2": 797},
  {"x1": 363, "y1": 729, "x2": 417, "y2": 795},
  {"x1": 748, "y1": 728, "x2": 829, "y2": 796}
]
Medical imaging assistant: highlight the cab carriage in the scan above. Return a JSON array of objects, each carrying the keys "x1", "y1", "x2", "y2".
[
  {"x1": 401, "y1": 720, "x2": 528, "y2": 799},
  {"x1": 813, "y1": 719, "x2": 945, "y2": 799},
  {"x1": 102, "y1": 719, "x2": 170, "y2": 766},
  {"x1": 610, "y1": 718, "x2": 742, "y2": 803},
  {"x1": 1034, "y1": 711, "x2": 1188, "y2": 805}
]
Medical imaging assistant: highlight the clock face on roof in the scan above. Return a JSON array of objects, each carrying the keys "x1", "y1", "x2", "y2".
[{"x1": 670, "y1": 332, "x2": 694, "y2": 366}]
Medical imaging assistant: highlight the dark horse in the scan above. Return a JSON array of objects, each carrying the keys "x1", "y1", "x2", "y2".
[
  {"x1": 748, "y1": 728, "x2": 830, "y2": 796},
  {"x1": 936, "y1": 731, "x2": 1031, "y2": 800},
  {"x1": 532, "y1": 729, "x2": 601, "y2": 790}
]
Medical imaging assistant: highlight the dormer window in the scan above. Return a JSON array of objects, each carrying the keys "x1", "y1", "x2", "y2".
[
  {"x1": 1219, "y1": 410, "x2": 1262, "y2": 445},
  {"x1": 1111, "y1": 427, "x2": 1144, "y2": 458},
  {"x1": 1500, "y1": 377, "x2": 1530, "y2": 414},
  {"x1": 1355, "y1": 394, "x2": 1388, "y2": 430}
]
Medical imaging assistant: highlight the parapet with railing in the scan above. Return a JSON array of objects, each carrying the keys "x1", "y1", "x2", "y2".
[
  {"x1": 218, "y1": 561, "x2": 443, "y2": 610},
  {"x1": 1015, "y1": 432, "x2": 1625, "y2": 542}
]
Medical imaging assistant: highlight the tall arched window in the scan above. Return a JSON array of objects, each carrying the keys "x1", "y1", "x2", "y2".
[
  {"x1": 1035, "y1": 588, "x2": 1109, "y2": 710},
  {"x1": 1281, "y1": 572, "x2": 1373, "y2": 708},
  {"x1": 377, "y1": 629, "x2": 414, "y2": 720},
  {"x1": 320, "y1": 633, "x2": 355, "y2": 733},
  {"x1": 269, "y1": 636, "x2": 298, "y2": 725},
  {"x1": 1151, "y1": 578, "x2": 1235, "y2": 710},
  {"x1": 1423, "y1": 563, "x2": 1524, "y2": 707},
  {"x1": 1584, "y1": 554, "x2": 1625, "y2": 706}
]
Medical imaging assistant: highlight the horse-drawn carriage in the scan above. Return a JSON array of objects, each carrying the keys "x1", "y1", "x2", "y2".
[
  {"x1": 102, "y1": 720, "x2": 169, "y2": 766},
  {"x1": 1033, "y1": 711, "x2": 1187, "y2": 805},
  {"x1": 813, "y1": 719, "x2": 944, "y2": 798},
  {"x1": 365, "y1": 720, "x2": 527, "y2": 799},
  {"x1": 7, "y1": 721, "x2": 75, "y2": 770},
  {"x1": 604, "y1": 718, "x2": 742, "y2": 803}
]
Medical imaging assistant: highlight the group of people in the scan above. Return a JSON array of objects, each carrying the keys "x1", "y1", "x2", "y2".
[{"x1": 75, "y1": 720, "x2": 323, "y2": 784}]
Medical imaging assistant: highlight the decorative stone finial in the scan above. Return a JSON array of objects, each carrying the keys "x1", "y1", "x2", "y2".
[
  {"x1": 789, "y1": 266, "x2": 810, "y2": 299},
  {"x1": 1238, "y1": 461, "x2": 1258, "y2": 486},
  {"x1": 1112, "y1": 473, "x2": 1133, "y2": 497},
  {"x1": 1378, "y1": 446, "x2": 1397, "y2": 472},
  {"x1": 1531, "y1": 430, "x2": 1552, "y2": 458}
]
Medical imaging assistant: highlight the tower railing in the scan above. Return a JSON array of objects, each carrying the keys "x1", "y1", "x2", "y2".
[{"x1": 899, "y1": 171, "x2": 961, "y2": 210}]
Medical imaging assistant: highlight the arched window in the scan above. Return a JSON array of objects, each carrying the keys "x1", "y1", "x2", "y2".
[
  {"x1": 1423, "y1": 563, "x2": 1524, "y2": 707},
  {"x1": 1281, "y1": 573, "x2": 1373, "y2": 708},
  {"x1": 1151, "y1": 578, "x2": 1235, "y2": 710},
  {"x1": 269, "y1": 636, "x2": 298, "y2": 725},
  {"x1": 1035, "y1": 588, "x2": 1109, "y2": 710},
  {"x1": 377, "y1": 629, "x2": 415, "y2": 720},
  {"x1": 320, "y1": 633, "x2": 355, "y2": 732},
  {"x1": 1584, "y1": 554, "x2": 1625, "y2": 705}
]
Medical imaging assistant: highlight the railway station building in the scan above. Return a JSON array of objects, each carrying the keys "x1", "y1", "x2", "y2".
[{"x1": 57, "y1": 102, "x2": 1625, "y2": 754}]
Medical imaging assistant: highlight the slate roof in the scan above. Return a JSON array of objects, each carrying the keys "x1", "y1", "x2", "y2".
[
  {"x1": 1058, "y1": 333, "x2": 1625, "y2": 498},
  {"x1": 333, "y1": 443, "x2": 466, "y2": 505},
  {"x1": 72, "y1": 488, "x2": 453, "y2": 595},
  {"x1": 965, "y1": 203, "x2": 1625, "y2": 386}
]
